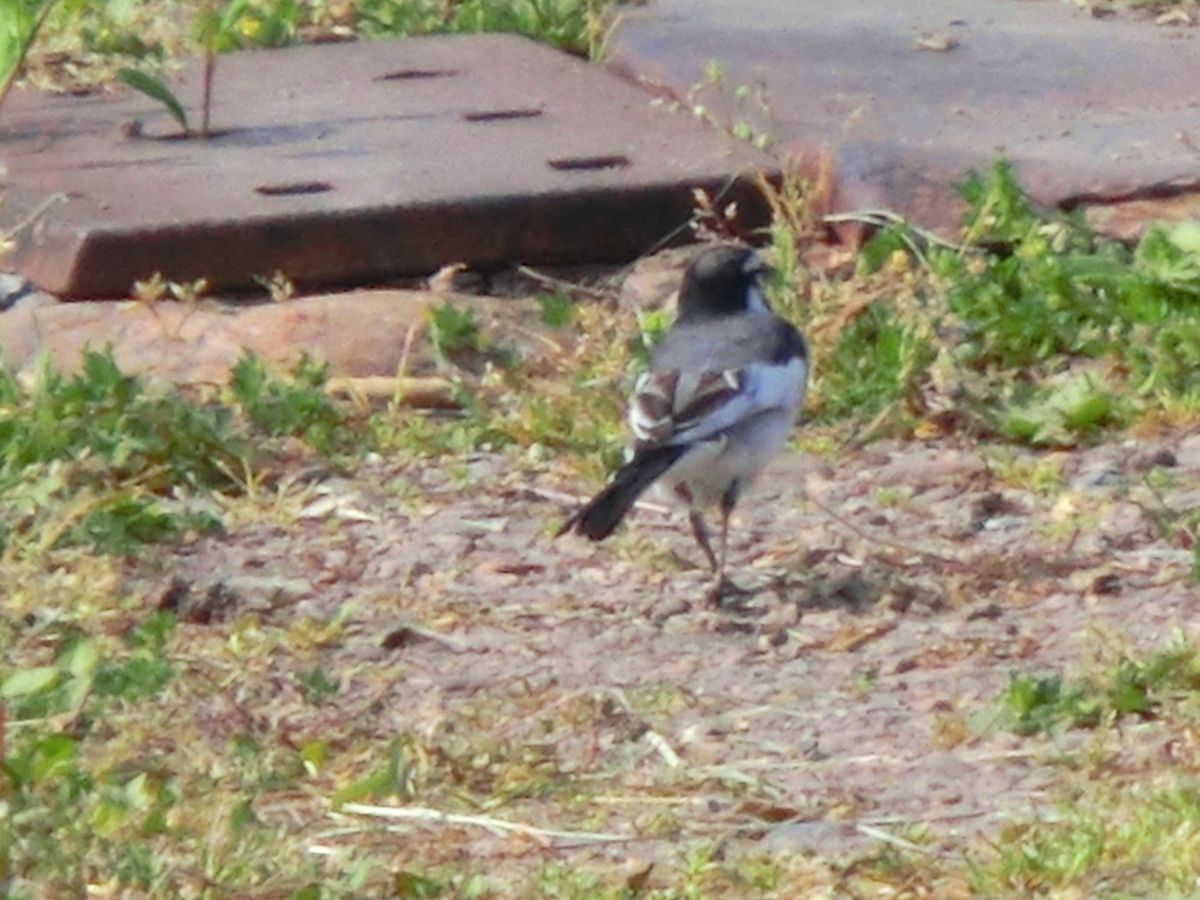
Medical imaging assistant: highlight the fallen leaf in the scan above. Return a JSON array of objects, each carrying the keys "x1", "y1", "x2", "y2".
[
  {"x1": 737, "y1": 799, "x2": 801, "y2": 823},
  {"x1": 916, "y1": 32, "x2": 959, "y2": 51},
  {"x1": 827, "y1": 619, "x2": 898, "y2": 653},
  {"x1": 1156, "y1": 8, "x2": 1194, "y2": 26}
]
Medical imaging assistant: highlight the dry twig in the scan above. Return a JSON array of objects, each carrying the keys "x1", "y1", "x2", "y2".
[
  {"x1": 325, "y1": 375, "x2": 457, "y2": 409},
  {"x1": 855, "y1": 823, "x2": 933, "y2": 854},
  {"x1": 338, "y1": 803, "x2": 631, "y2": 844},
  {"x1": 515, "y1": 265, "x2": 617, "y2": 301}
]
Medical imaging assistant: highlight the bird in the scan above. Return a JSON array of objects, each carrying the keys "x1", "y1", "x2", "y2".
[{"x1": 557, "y1": 245, "x2": 809, "y2": 604}]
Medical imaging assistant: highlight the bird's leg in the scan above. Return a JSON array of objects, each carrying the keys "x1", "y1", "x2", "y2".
[
  {"x1": 688, "y1": 510, "x2": 719, "y2": 571},
  {"x1": 707, "y1": 504, "x2": 731, "y2": 605},
  {"x1": 707, "y1": 485, "x2": 753, "y2": 607}
]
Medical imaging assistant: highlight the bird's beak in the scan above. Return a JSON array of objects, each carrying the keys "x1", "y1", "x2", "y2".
[{"x1": 741, "y1": 251, "x2": 772, "y2": 278}]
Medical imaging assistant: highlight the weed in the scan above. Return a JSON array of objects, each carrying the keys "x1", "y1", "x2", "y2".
[
  {"x1": 536, "y1": 292, "x2": 575, "y2": 328},
  {"x1": 0, "y1": 0, "x2": 60, "y2": 110},
  {"x1": 871, "y1": 486, "x2": 906, "y2": 508},
  {"x1": 775, "y1": 159, "x2": 1200, "y2": 444},
  {"x1": 851, "y1": 665, "x2": 879, "y2": 699},
  {"x1": 331, "y1": 737, "x2": 421, "y2": 807},
  {"x1": 392, "y1": 869, "x2": 448, "y2": 898},
  {"x1": 371, "y1": 299, "x2": 626, "y2": 480},
  {"x1": 0, "y1": 610, "x2": 188, "y2": 893},
  {"x1": 534, "y1": 864, "x2": 599, "y2": 898},
  {"x1": 815, "y1": 299, "x2": 926, "y2": 425},
  {"x1": 115, "y1": 66, "x2": 187, "y2": 130},
  {"x1": 229, "y1": 352, "x2": 348, "y2": 454},
  {"x1": 93, "y1": 611, "x2": 177, "y2": 702},
  {"x1": 0, "y1": 351, "x2": 244, "y2": 555},
  {"x1": 986, "y1": 450, "x2": 1065, "y2": 496},
  {"x1": 0, "y1": 349, "x2": 365, "y2": 558},
  {"x1": 628, "y1": 307, "x2": 670, "y2": 369},
  {"x1": 682, "y1": 60, "x2": 778, "y2": 155},
  {"x1": 1, "y1": 352, "x2": 239, "y2": 490},
  {"x1": 427, "y1": 301, "x2": 485, "y2": 360},
  {"x1": 999, "y1": 673, "x2": 1100, "y2": 735},
  {"x1": 996, "y1": 640, "x2": 1200, "y2": 736},
  {"x1": 426, "y1": 302, "x2": 520, "y2": 372}
]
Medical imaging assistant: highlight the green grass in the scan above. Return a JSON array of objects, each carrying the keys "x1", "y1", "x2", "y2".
[
  {"x1": 978, "y1": 778, "x2": 1200, "y2": 897},
  {"x1": 6, "y1": 0, "x2": 618, "y2": 96},
  {"x1": 815, "y1": 300, "x2": 926, "y2": 425},
  {"x1": 230, "y1": 353, "x2": 349, "y2": 454},
  {"x1": 951, "y1": 641, "x2": 1200, "y2": 895},
  {"x1": 5, "y1": 0, "x2": 621, "y2": 141},
  {"x1": 0, "y1": 350, "x2": 351, "y2": 558},
  {"x1": 994, "y1": 639, "x2": 1200, "y2": 736},
  {"x1": 780, "y1": 160, "x2": 1200, "y2": 445},
  {"x1": 370, "y1": 298, "x2": 627, "y2": 480},
  {"x1": 0, "y1": 612, "x2": 181, "y2": 892},
  {"x1": 681, "y1": 71, "x2": 1200, "y2": 445},
  {"x1": 0, "y1": 351, "x2": 240, "y2": 557},
  {"x1": 351, "y1": 0, "x2": 614, "y2": 57}
]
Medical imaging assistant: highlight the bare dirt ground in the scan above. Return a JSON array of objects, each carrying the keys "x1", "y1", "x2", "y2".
[{"x1": 125, "y1": 421, "x2": 1200, "y2": 888}]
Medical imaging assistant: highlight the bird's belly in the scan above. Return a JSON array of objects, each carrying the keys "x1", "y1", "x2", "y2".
[{"x1": 654, "y1": 408, "x2": 795, "y2": 509}]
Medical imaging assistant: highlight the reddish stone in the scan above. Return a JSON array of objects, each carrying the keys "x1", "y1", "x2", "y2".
[{"x1": 0, "y1": 290, "x2": 435, "y2": 384}]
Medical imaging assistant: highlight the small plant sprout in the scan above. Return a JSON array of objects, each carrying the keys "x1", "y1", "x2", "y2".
[{"x1": 0, "y1": 0, "x2": 60, "y2": 112}]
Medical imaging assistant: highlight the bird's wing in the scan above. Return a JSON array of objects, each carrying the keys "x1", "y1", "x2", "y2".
[{"x1": 628, "y1": 357, "x2": 807, "y2": 449}]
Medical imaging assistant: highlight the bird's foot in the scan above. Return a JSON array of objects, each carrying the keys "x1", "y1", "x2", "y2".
[{"x1": 705, "y1": 574, "x2": 756, "y2": 609}]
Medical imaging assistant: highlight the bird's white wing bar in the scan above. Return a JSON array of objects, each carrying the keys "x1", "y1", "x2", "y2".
[{"x1": 629, "y1": 357, "x2": 807, "y2": 448}]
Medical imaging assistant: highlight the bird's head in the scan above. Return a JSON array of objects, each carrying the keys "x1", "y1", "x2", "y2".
[{"x1": 676, "y1": 245, "x2": 770, "y2": 321}]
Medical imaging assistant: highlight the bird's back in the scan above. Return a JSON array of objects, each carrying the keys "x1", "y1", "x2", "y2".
[{"x1": 651, "y1": 311, "x2": 803, "y2": 375}]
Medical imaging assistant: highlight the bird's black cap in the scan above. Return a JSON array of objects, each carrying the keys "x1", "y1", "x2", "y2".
[{"x1": 676, "y1": 245, "x2": 767, "y2": 322}]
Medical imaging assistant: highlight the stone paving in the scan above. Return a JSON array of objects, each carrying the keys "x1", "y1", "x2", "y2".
[{"x1": 610, "y1": 0, "x2": 1200, "y2": 235}]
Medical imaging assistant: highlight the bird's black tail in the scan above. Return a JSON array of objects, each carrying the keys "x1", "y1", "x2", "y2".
[{"x1": 557, "y1": 445, "x2": 687, "y2": 541}]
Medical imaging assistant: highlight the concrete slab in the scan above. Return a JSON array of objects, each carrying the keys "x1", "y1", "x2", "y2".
[
  {"x1": 0, "y1": 34, "x2": 770, "y2": 298},
  {"x1": 608, "y1": 0, "x2": 1200, "y2": 234}
]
